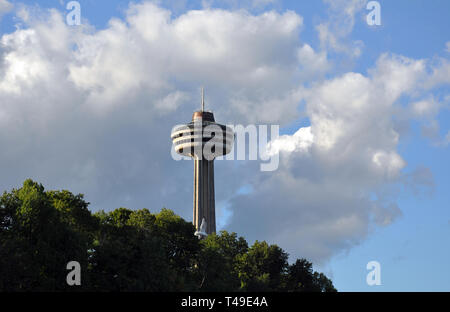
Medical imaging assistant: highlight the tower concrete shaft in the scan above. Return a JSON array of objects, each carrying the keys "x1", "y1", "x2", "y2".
[{"x1": 193, "y1": 158, "x2": 215, "y2": 234}]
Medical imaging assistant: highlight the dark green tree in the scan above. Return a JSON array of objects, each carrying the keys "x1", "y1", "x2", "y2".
[
  {"x1": 0, "y1": 180, "x2": 336, "y2": 292},
  {"x1": 0, "y1": 180, "x2": 91, "y2": 291},
  {"x1": 197, "y1": 231, "x2": 248, "y2": 291},
  {"x1": 236, "y1": 240, "x2": 288, "y2": 291},
  {"x1": 285, "y1": 259, "x2": 337, "y2": 292},
  {"x1": 89, "y1": 208, "x2": 173, "y2": 291}
]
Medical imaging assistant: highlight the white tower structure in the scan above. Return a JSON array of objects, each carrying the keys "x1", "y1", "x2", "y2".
[{"x1": 171, "y1": 89, "x2": 234, "y2": 236}]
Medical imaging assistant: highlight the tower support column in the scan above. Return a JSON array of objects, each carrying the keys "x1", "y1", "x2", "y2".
[{"x1": 193, "y1": 157, "x2": 216, "y2": 234}]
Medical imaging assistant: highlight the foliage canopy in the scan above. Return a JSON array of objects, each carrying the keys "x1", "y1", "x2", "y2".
[{"x1": 0, "y1": 180, "x2": 336, "y2": 292}]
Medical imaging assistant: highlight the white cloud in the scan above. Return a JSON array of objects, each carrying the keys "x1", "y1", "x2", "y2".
[
  {"x1": 443, "y1": 131, "x2": 450, "y2": 146},
  {"x1": 297, "y1": 44, "x2": 330, "y2": 80},
  {"x1": 370, "y1": 53, "x2": 426, "y2": 101},
  {"x1": 67, "y1": 3, "x2": 304, "y2": 120},
  {"x1": 372, "y1": 151, "x2": 406, "y2": 179},
  {"x1": 405, "y1": 87, "x2": 450, "y2": 146},
  {"x1": 425, "y1": 58, "x2": 450, "y2": 89},
  {"x1": 316, "y1": 0, "x2": 366, "y2": 57},
  {"x1": 431, "y1": 129, "x2": 450, "y2": 148},
  {"x1": 421, "y1": 120, "x2": 440, "y2": 140},
  {"x1": 410, "y1": 97, "x2": 440, "y2": 117},
  {"x1": 266, "y1": 126, "x2": 314, "y2": 156},
  {"x1": 155, "y1": 91, "x2": 189, "y2": 112},
  {"x1": 0, "y1": 2, "x2": 309, "y2": 224},
  {"x1": 0, "y1": 0, "x2": 12, "y2": 17},
  {"x1": 201, "y1": 0, "x2": 278, "y2": 10},
  {"x1": 227, "y1": 52, "x2": 448, "y2": 263}
]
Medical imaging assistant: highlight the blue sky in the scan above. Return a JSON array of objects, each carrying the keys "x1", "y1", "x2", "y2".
[
  {"x1": 0, "y1": 0, "x2": 449, "y2": 291},
  {"x1": 322, "y1": 1, "x2": 450, "y2": 291}
]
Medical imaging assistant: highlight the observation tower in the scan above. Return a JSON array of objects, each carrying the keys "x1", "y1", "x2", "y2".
[{"x1": 171, "y1": 89, "x2": 234, "y2": 238}]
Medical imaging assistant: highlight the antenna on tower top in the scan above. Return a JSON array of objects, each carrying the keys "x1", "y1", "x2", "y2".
[{"x1": 201, "y1": 87, "x2": 205, "y2": 112}]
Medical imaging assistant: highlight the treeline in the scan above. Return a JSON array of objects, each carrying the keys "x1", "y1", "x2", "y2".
[{"x1": 0, "y1": 179, "x2": 336, "y2": 292}]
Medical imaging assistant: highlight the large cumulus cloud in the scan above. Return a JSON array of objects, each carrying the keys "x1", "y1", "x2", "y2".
[{"x1": 0, "y1": 2, "x2": 305, "y2": 222}]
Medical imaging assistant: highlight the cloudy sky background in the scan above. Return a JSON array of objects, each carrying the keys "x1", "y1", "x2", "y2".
[{"x1": 0, "y1": 0, "x2": 449, "y2": 291}]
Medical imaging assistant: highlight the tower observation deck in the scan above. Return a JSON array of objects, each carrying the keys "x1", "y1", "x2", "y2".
[{"x1": 171, "y1": 89, "x2": 234, "y2": 237}]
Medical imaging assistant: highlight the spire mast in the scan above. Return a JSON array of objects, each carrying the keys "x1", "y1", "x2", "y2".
[{"x1": 201, "y1": 87, "x2": 205, "y2": 112}]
